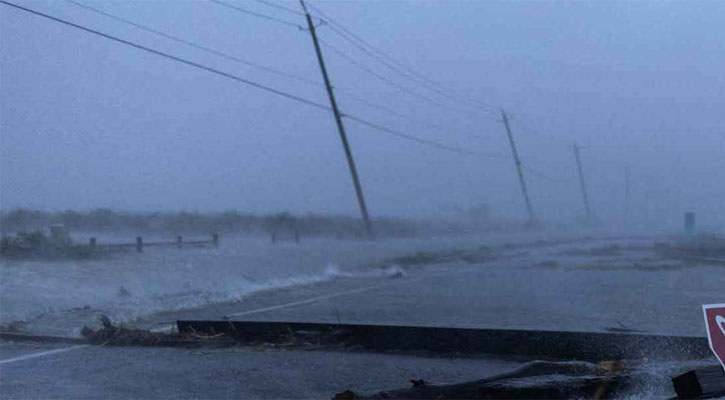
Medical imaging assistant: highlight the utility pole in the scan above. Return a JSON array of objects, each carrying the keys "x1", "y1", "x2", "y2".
[
  {"x1": 572, "y1": 143, "x2": 592, "y2": 221},
  {"x1": 500, "y1": 110, "x2": 535, "y2": 225},
  {"x1": 624, "y1": 166, "x2": 630, "y2": 223},
  {"x1": 299, "y1": 0, "x2": 373, "y2": 239}
]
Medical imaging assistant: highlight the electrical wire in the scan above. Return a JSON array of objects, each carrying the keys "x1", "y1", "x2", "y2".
[
  {"x1": 305, "y1": 1, "x2": 499, "y2": 115},
  {"x1": 1, "y1": 0, "x2": 499, "y2": 158},
  {"x1": 67, "y1": 0, "x2": 494, "y2": 146},
  {"x1": 318, "y1": 37, "x2": 461, "y2": 112},
  {"x1": 344, "y1": 114, "x2": 505, "y2": 158},
  {"x1": 334, "y1": 87, "x2": 483, "y2": 140},
  {"x1": 323, "y1": 22, "x2": 498, "y2": 118},
  {"x1": 1, "y1": 1, "x2": 328, "y2": 109},
  {"x1": 66, "y1": 0, "x2": 322, "y2": 87},
  {"x1": 522, "y1": 165, "x2": 571, "y2": 184},
  {"x1": 209, "y1": 0, "x2": 302, "y2": 28},
  {"x1": 509, "y1": 114, "x2": 569, "y2": 145},
  {"x1": 251, "y1": 0, "x2": 307, "y2": 17}
]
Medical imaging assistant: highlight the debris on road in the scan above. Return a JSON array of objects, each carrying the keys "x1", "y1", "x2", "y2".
[
  {"x1": 80, "y1": 315, "x2": 233, "y2": 347},
  {"x1": 332, "y1": 360, "x2": 633, "y2": 399}
]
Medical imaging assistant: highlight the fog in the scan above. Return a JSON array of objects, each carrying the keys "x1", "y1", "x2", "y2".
[{"x1": 1, "y1": 0, "x2": 724, "y2": 232}]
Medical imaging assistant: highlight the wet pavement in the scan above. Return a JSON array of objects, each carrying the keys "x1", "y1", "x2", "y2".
[
  {"x1": 1, "y1": 340, "x2": 525, "y2": 399},
  {"x1": 1, "y1": 234, "x2": 722, "y2": 398}
]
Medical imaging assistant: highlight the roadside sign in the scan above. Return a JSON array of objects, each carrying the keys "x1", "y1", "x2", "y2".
[{"x1": 703, "y1": 304, "x2": 725, "y2": 369}]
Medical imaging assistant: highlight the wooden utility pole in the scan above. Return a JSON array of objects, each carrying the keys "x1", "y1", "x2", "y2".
[
  {"x1": 299, "y1": 0, "x2": 373, "y2": 239},
  {"x1": 624, "y1": 166, "x2": 630, "y2": 223},
  {"x1": 501, "y1": 110, "x2": 535, "y2": 225},
  {"x1": 572, "y1": 143, "x2": 592, "y2": 220}
]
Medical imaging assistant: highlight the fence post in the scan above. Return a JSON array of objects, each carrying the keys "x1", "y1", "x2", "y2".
[
  {"x1": 212, "y1": 233, "x2": 219, "y2": 248},
  {"x1": 177, "y1": 235, "x2": 183, "y2": 249},
  {"x1": 294, "y1": 229, "x2": 300, "y2": 244},
  {"x1": 136, "y1": 236, "x2": 143, "y2": 252}
]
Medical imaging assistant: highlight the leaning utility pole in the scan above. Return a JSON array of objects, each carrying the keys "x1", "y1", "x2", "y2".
[
  {"x1": 624, "y1": 166, "x2": 630, "y2": 223},
  {"x1": 572, "y1": 143, "x2": 592, "y2": 220},
  {"x1": 299, "y1": 0, "x2": 373, "y2": 239},
  {"x1": 500, "y1": 110, "x2": 535, "y2": 225}
]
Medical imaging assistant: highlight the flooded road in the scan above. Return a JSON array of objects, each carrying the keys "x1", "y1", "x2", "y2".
[{"x1": 2, "y1": 228, "x2": 721, "y2": 338}]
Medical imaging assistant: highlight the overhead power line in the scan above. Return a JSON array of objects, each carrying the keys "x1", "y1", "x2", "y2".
[
  {"x1": 523, "y1": 165, "x2": 570, "y2": 184},
  {"x1": 67, "y1": 0, "x2": 485, "y2": 141},
  {"x1": 509, "y1": 114, "x2": 568, "y2": 145},
  {"x1": 305, "y1": 0, "x2": 499, "y2": 115},
  {"x1": 344, "y1": 114, "x2": 504, "y2": 158},
  {"x1": 334, "y1": 87, "x2": 483, "y2": 141},
  {"x1": 318, "y1": 37, "x2": 461, "y2": 112},
  {"x1": 321, "y1": 37, "x2": 503, "y2": 134},
  {"x1": 251, "y1": 0, "x2": 307, "y2": 17},
  {"x1": 209, "y1": 0, "x2": 302, "y2": 28},
  {"x1": 1, "y1": 1, "x2": 327, "y2": 108},
  {"x1": 324, "y1": 21, "x2": 498, "y2": 118},
  {"x1": 68, "y1": 0, "x2": 459, "y2": 136},
  {"x1": 66, "y1": 0, "x2": 322, "y2": 87},
  {"x1": 1, "y1": 0, "x2": 493, "y2": 158},
  {"x1": 208, "y1": 0, "x2": 499, "y2": 137}
]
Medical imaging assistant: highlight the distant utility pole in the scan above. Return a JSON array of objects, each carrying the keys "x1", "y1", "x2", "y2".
[
  {"x1": 624, "y1": 166, "x2": 631, "y2": 223},
  {"x1": 500, "y1": 110, "x2": 535, "y2": 225},
  {"x1": 572, "y1": 143, "x2": 592, "y2": 221},
  {"x1": 299, "y1": 0, "x2": 373, "y2": 239}
]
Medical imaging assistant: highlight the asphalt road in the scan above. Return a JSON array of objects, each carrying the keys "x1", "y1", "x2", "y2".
[
  {"x1": 1, "y1": 340, "x2": 526, "y2": 399},
  {"x1": 1, "y1": 237, "x2": 720, "y2": 399}
]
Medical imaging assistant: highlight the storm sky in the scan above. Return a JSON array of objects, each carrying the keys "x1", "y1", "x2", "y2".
[{"x1": 1, "y1": 0, "x2": 723, "y2": 229}]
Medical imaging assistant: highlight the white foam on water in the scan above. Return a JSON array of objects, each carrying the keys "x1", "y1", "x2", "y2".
[{"x1": 1, "y1": 234, "x2": 464, "y2": 333}]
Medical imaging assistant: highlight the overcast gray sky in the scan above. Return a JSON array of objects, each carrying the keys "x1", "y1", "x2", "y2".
[{"x1": 1, "y1": 0, "x2": 723, "y2": 229}]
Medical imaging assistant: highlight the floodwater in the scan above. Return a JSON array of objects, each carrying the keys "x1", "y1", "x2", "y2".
[{"x1": 1, "y1": 228, "x2": 722, "y2": 339}]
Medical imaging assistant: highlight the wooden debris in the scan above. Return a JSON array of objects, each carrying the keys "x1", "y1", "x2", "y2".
[
  {"x1": 81, "y1": 315, "x2": 233, "y2": 347},
  {"x1": 671, "y1": 365, "x2": 725, "y2": 399},
  {"x1": 332, "y1": 361, "x2": 633, "y2": 399}
]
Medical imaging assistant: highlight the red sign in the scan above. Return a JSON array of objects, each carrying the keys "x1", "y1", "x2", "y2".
[{"x1": 703, "y1": 304, "x2": 725, "y2": 369}]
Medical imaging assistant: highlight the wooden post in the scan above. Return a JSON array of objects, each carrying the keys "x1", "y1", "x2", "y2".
[
  {"x1": 212, "y1": 233, "x2": 219, "y2": 248},
  {"x1": 300, "y1": 0, "x2": 374, "y2": 239},
  {"x1": 685, "y1": 212, "x2": 695, "y2": 234},
  {"x1": 136, "y1": 236, "x2": 143, "y2": 252},
  {"x1": 177, "y1": 235, "x2": 183, "y2": 249},
  {"x1": 501, "y1": 110, "x2": 535, "y2": 225},
  {"x1": 89, "y1": 237, "x2": 96, "y2": 249},
  {"x1": 294, "y1": 229, "x2": 300, "y2": 244},
  {"x1": 573, "y1": 143, "x2": 592, "y2": 221}
]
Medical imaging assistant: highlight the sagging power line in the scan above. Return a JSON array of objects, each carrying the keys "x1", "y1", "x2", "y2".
[
  {"x1": 251, "y1": 0, "x2": 307, "y2": 17},
  {"x1": 67, "y1": 0, "x2": 482, "y2": 142},
  {"x1": 344, "y1": 115, "x2": 503, "y2": 158},
  {"x1": 0, "y1": 0, "x2": 330, "y2": 110},
  {"x1": 305, "y1": 1, "x2": 499, "y2": 116},
  {"x1": 66, "y1": 0, "x2": 322, "y2": 87},
  {"x1": 318, "y1": 37, "x2": 459, "y2": 112},
  {"x1": 2, "y1": 0, "x2": 490, "y2": 159},
  {"x1": 208, "y1": 0, "x2": 303, "y2": 28},
  {"x1": 4, "y1": 0, "x2": 606, "y2": 227}
]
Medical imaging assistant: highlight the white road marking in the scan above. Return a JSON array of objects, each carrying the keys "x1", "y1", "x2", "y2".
[
  {"x1": 0, "y1": 345, "x2": 89, "y2": 366},
  {"x1": 227, "y1": 281, "x2": 390, "y2": 317},
  {"x1": 150, "y1": 280, "x2": 393, "y2": 333}
]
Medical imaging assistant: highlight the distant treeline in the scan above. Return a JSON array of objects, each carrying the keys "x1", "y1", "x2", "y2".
[{"x1": 0, "y1": 209, "x2": 492, "y2": 239}]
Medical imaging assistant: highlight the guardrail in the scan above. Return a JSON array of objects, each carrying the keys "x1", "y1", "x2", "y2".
[{"x1": 88, "y1": 233, "x2": 219, "y2": 252}]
